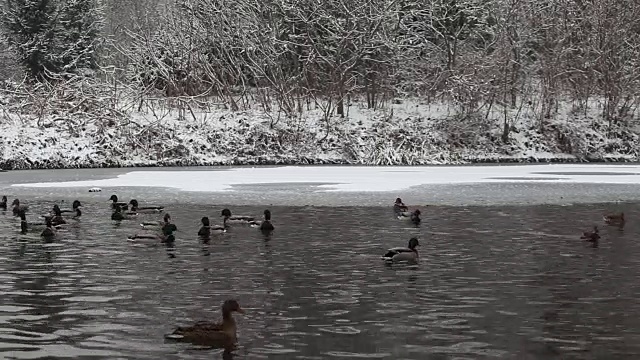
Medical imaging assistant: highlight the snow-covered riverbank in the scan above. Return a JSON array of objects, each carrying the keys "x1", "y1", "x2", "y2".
[{"x1": 1, "y1": 80, "x2": 638, "y2": 170}]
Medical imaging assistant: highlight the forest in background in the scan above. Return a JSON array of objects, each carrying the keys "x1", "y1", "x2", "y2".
[{"x1": 0, "y1": 0, "x2": 639, "y2": 169}]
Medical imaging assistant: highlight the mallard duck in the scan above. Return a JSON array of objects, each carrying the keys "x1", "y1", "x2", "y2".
[
  {"x1": 221, "y1": 208, "x2": 256, "y2": 224},
  {"x1": 60, "y1": 200, "x2": 82, "y2": 216},
  {"x1": 109, "y1": 195, "x2": 128, "y2": 210},
  {"x1": 129, "y1": 199, "x2": 164, "y2": 213},
  {"x1": 255, "y1": 209, "x2": 275, "y2": 232},
  {"x1": 129, "y1": 214, "x2": 177, "y2": 243},
  {"x1": 581, "y1": 226, "x2": 600, "y2": 242},
  {"x1": 41, "y1": 217, "x2": 57, "y2": 239},
  {"x1": 49, "y1": 205, "x2": 67, "y2": 226},
  {"x1": 382, "y1": 237, "x2": 420, "y2": 262},
  {"x1": 0, "y1": 195, "x2": 7, "y2": 210},
  {"x1": 603, "y1": 212, "x2": 624, "y2": 225},
  {"x1": 112, "y1": 205, "x2": 135, "y2": 221},
  {"x1": 394, "y1": 197, "x2": 410, "y2": 216},
  {"x1": 12, "y1": 199, "x2": 28, "y2": 216},
  {"x1": 165, "y1": 299, "x2": 245, "y2": 348}
]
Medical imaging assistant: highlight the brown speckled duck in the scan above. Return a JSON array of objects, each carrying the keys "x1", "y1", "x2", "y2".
[
  {"x1": 580, "y1": 226, "x2": 600, "y2": 242},
  {"x1": 165, "y1": 299, "x2": 245, "y2": 348},
  {"x1": 603, "y1": 212, "x2": 624, "y2": 226}
]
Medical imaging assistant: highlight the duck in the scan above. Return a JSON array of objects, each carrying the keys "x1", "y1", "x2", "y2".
[
  {"x1": 165, "y1": 299, "x2": 245, "y2": 348},
  {"x1": 141, "y1": 213, "x2": 171, "y2": 229},
  {"x1": 49, "y1": 205, "x2": 67, "y2": 226},
  {"x1": 221, "y1": 208, "x2": 256, "y2": 225},
  {"x1": 109, "y1": 195, "x2": 128, "y2": 210},
  {"x1": 603, "y1": 212, "x2": 624, "y2": 226},
  {"x1": 382, "y1": 237, "x2": 420, "y2": 262},
  {"x1": 255, "y1": 209, "x2": 275, "y2": 232},
  {"x1": 60, "y1": 200, "x2": 82, "y2": 217},
  {"x1": 0, "y1": 195, "x2": 7, "y2": 210},
  {"x1": 41, "y1": 217, "x2": 57, "y2": 240},
  {"x1": 111, "y1": 205, "x2": 135, "y2": 221},
  {"x1": 409, "y1": 209, "x2": 421, "y2": 225},
  {"x1": 129, "y1": 199, "x2": 164, "y2": 213},
  {"x1": 580, "y1": 226, "x2": 600, "y2": 242},
  {"x1": 18, "y1": 210, "x2": 63, "y2": 234},
  {"x1": 198, "y1": 216, "x2": 213, "y2": 237},
  {"x1": 129, "y1": 214, "x2": 177, "y2": 243},
  {"x1": 12, "y1": 199, "x2": 28, "y2": 216},
  {"x1": 393, "y1": 197, "x2": 410, "y2": 216}
]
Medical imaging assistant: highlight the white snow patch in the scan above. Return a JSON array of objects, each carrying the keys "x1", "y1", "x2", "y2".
[{"x1": 11, "y1": 164, "x2": 640, "y2": 193}]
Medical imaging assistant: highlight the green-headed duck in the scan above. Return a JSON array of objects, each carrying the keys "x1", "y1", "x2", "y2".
[
  {"x1": 12, "y1": 199, "x2": 28, "y2": 216},
  {"x1": 129, "y1": 213, "x2": 176, "y2": 243},
  {"x1": 603, "y1": 212, "x2": 624, "y2": 226},
  {"x1": 50, "y1": 205, "x2": 67, "y2": 226},
  {"x1": 394, "y1": 197, "x2": 410, "y2": 216},
  {"x1": 198, "y1": 216, "x2": 212, "y2": 237},
  {"x1": 0, "y1": 195, "x2": 7, "y2": 210},
  {"x1": 109, "y1": 195, "x2": 128, "y2": 210},
  {"x1": 257, "y1": 210, "x2": 275, "y2": 232},
  {"x1": 41, "y1": 217, "x2": 56, "y2": 239},
  {"x1": 382, "y1": 237, "x2": 420, "y2": 262},
  {"x1": 60, "y1": 200, "x2": 82, "y2": 216},
  {"x1": 112, "y1": 205, "x2": 135, "y2": 221},
  {"x1": 221, "y1": 208, "x2": 256, "y2": 225},
  {"x1": 129, "y1": 199, "x2": 164, "y2": 213},
  {"x1": 165, "y1": 299, "x2": 245, "y2": 348},
  {"x1": 581, "y1": 226, "x2": 600, "y2": 242}
]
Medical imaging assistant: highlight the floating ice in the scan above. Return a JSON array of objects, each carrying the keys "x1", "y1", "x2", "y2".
[{"x1": 10, "y1": 164, "x2": 640, "y2": 193}]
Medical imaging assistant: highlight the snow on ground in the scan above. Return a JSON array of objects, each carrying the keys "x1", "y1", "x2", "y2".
[
  {"x1": 1, "y1": 79, "x2": 639, "y2": 170},
  {"x1": 12, "y1": 164, "x2": 640, "y2": 193}
]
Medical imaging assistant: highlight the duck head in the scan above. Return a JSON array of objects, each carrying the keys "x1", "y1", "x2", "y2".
[
  {"x1": 72, "y1": 200, "x2": 82, "y2": 209},
  {"x1": 12, "y1": 199, "x2": 20, "y2": 206},
  {"x1": 412, "y1": 209, "x2": 421, "y2": 216},
  {"x1": 52, "y1": 204, "x2": 62, "y2": 216},
  {"x1": 201, "y1": 216, "x2": 210, "y2": 226},
  {"x1": 408, "y1": 237, "x2": 420, "y2": 250},
  {"x1": 222, "y1": 299, "x2": 245, "y2": 315},
  {"x1": 129, "y1": 199, "x2": 139, "y2": 207},
  {"x1": 264, "y1": 209, "x2": 271, "y2": 221},
  {"x1": 109, "y1": 195, "x2": 119, "y2": 202},
  {"x1": 395, "y1": 197, "x2": 403, "y2": 204},
  {"x1": 163, "y1": 213, "x2": 171, "y2": 223},
  {"x1": 221, "y1": 208, "x2": 232, "y2": 218}
]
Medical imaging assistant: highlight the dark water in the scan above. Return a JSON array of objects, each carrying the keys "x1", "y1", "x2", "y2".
[{"x1": 1, "y1": 200, "x2": 640, "y2": 359}]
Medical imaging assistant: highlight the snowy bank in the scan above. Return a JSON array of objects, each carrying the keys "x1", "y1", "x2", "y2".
[
  {"x1": 11, "y1": 164, "x2": 640, "y2": 193},
  {"x1": 0, "y1": 79, "x2": 639, "y2": 170}
]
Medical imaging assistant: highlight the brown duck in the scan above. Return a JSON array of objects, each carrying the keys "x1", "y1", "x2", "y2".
[
  {"x1": 603, "y1": 212, "x2": 624, "y2": 226},
  {"x1": 165, "y1": 299, "x2": 245, "y2": 348},
  {"x1": 580, "y1": 226, "x2": 600, "y2": 242}
]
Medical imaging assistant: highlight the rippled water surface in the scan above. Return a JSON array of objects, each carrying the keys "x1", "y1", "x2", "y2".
[{"x1": 1, "y1": 199, "x2": 640, "y2": 359}]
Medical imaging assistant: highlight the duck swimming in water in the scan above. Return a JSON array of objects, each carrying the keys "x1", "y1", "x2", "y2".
[
  {"x1": 256, "y1": 209, "x2": 275, "y2": 232},
  {"x1": 49, "y1": 205, "x2": 67, "y2": 226},
  {"x1": 0, "y1": 196, "x2": 7, "y2": 210},
  {"x1": 41, "y1": 217, "x2": 57, "y2": 240},
  {"x1": 382, "y1": 237, "x2": 421, "y2": 262},
  {"x1": 12, "y1": 199, "x2": 28, "y2": 216},
  {"x1": 603, "y1": 212, "x2": 624, "y2": 226},
  {"x1": 221, "y1": 208, "x2": 256, "y2": 225},
  {"x1": 394, "y1": 197, "x2": 410, "y2": 216},
  {"x1": 60, "y1": 200, "x2": 82, "y2": 218},
  {"x1": 112, "y1": 205, "x2": 135, "y2": 221},
  {"x1": 109, "y1": 195, "x2": 128, "y2": 210},
  {"x1": 129, "y1": 199, "x2": 164, "y2": 213},
  {"x1": 581, "y1": 226, "x2": 600, "y2": 242},
  {"x1": 165, "y1": 299, "x2": 245, "y2": 349},
  {"x1": 129, "y1": 214, "x2": 176, "y2": 243}
]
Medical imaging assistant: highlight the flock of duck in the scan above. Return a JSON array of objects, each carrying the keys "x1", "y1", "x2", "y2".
[
  {"x1": 1, "y1": 192, "x2": 620, "y2": 351},
  {"x1": 0, "y1": 194, "x2": 424, "y2": 350}
]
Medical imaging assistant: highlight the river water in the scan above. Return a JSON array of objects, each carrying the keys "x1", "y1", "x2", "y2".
[{"x1": 1, "y1": 166, "x2": 640, "y2": 359}]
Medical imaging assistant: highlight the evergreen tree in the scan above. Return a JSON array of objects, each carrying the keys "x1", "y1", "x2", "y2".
[
  {"x1": 56, "y1": 0, "x2": 103, "y2": 72},
  {"x1": 2, "y1": 0, "x2": 59, "y2": 78}
]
